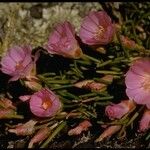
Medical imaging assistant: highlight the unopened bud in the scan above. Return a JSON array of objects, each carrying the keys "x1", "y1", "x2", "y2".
[
  {"x1": 95, "y1": 125, "x2": 121, "y2": 142},
  {"x1": 8, "y1": 120, "x2": 37, "y2": 136},
  {"x1": 68, "y1": 120, "x2": 92, "y2": 136},
  {"x1": 28, "y1": 127, "x2": 50, "y2": 148}
]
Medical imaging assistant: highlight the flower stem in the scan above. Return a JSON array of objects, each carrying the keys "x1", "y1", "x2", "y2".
[
  {"x1": 79, "y1": 93, "x2": 97, "y2": 98},
  {"x1": 35, "y1": 121, "x2": 55, "y2": 130},
  {"x1": 39, "y1": 73, "x2": 56, "y2": 77},
  {"x1": 73, "y1": 96, "x2": 113, "y2": 103},
  {"x1": 40, "y1": 121, "x2": 67, "y2": 148},
  {"x1": 7, "y1": 114, "x2": 24, "y2": 119},
  {"x1": 47, "y1": 80, "x2": 70, "y2": 84},
  {"x1": 96, "y1": 70, "x2": 123, "y2": 75},
  {"x1": 97, "y1": 60, "x2": 112, "y2": 68},
  {"x1": 125, "y1": 105, "x2": 144, "y2": 127},
  {"x1": 82, "y1": 54, "x2": 101, "y2": 64},
  {"x1": 76, "y1": 60, "x2": 91, "y2": 66},
  {"x1": 116, "y1": 32, "x2": 130, "y2": 59},
  {"x1": 95, "y1": 101, "x2": 112, "y2": 106},
  {"x1": 51, "y1": 84, "x2": 74, "y2": 90}
]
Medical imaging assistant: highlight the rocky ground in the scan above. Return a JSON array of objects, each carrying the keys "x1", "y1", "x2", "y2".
[{"x1": 0, "y1": 2, "x2": 103, "y2": 56}]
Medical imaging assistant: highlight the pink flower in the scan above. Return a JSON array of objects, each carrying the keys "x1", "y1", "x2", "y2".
[
  {"x1": 105, "y1": 100, "x2": 135, "y2": 120},
  {"x1": 19, "y1": 88, "x2": 62, "y2": 117},
  {"x1": 8, "y1": 120, "x2": 37, "y2": 136},
  {"x1": 0, "y1": 45, "x2": 34, "y2": 81},
  {"x1": 79, "y1": 11, "x2": 115, "y2": 46},
  {"x1": 138, "y1": 109, "x2": 150, "y2": 132},
  {"x1": 46, "y1": 21, "x2": 83, "y2": 59},
  {"x1": 28, "y1": 127, "x2": 50, "y2": 148},
  {"x1": 125, "y1": 58, "x2": 150, "y2": 108}
]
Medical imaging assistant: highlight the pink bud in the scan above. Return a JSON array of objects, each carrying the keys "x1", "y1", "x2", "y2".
[
  {"x1": 105, "y1": 100, "x2": 135, "y2": 120},
  {"x1": 68, "y1": 120, "x2": 92, "y2": 136},
  {"x1": 102, "y1": 75, "x2": 114, "y2": 83},
  {"x1": 19, "y1": 95, "x2": 31, "y2": 102},
  {"x1": 74, "y1": 75, "x2": 113, "y2": 91},
  {"x1": 138, "y1": 109, "x2": 150, "y2": 132},
  {"x1": 0, "y1": 109, "x2": 16, "y2": 119},
  {"x1": 28, "y1": 127, "x2": 50, "y2": 148},
  {"x1": 74, "y1": 80, "x2": 106, "y2": 92},
  {"x1": 24, "y1": 80, "x2": 42, "y2": 91},
  {"x1": 120, "y1": 35, "x2": 136, "y2": 49},
  {"x1": 8, "y1": 120, "x2": 37, "y2": 136},
  {"x1": 95, "y1": 125, "x2": 121, "y2": 142},
  {"x1": 0, "y1": 98, "x2": 16, "y2": 109}
]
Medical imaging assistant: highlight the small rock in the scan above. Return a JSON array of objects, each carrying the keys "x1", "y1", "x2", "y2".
[
  {"x1": 15, "y1": 139, "x2": 26, "y2": 148},
  {"x1": 7, "y1": 141, "x2": 15, "y2": 149},
  {"x1": 30, "y1": 4, "x2": 43, "y2": 19}
]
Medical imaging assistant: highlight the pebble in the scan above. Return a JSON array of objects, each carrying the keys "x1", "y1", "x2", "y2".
[
  {"x1": 30, "y1": 4, "x2": 43, "y2": 19},
  {"x1": 7, "y1": 141, "x2": 15, "y2": 149}
]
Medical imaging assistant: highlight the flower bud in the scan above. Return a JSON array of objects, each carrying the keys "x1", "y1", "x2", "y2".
[
  {"x1": 0, "y1": 98, "x2": 16, "y2": 110},
  {"x1": 74, "y1": 75, "x2": 113, "y2": 92},
  {"x1": 8, "y1": 120, "x2": 37, "y2": 136},
  {"x1": 0, "y1": 109, "x2": 16, "y2": 119},
  {"x1": 138, "y1": 109, "x2": 150, "y2": 132},
  {"x1": 95, "y1": 125, "x2": 121, "y2": 142},
  {"x1": 68, "y1": 120, "x2": 92, "y2": 136},
  {"x1": 24, "y1": 80, "x2": 42, "y2": 91},
  {"x1": 105, "y1": 100, "x2": 135, "y2": 120},
  {"x1": 28, "y1": 127, "x2": 50, "y2": 148}
]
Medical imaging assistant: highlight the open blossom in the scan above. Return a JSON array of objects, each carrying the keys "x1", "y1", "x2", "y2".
[
  {"x1": 105, "y1": 100, "x2": 135, "y2": 120},
  {"x1": 68, "y1": 120, "x2": 92, "y2": 136},
  {"x1": 19, "y1": 88, "x2": 62, "y2": 117},
  {"x1": 8, "y1": 120, "x2": 37, "y2": 136},
  {"x1": 46, "y1": 21, "x2": 83, "y2": 59},
  {"x1": 125, "y1": 58, "x2": 150, "y2": 108},
  {"x1": 79, "y1": 11, "x2": 115, "y2": 46},
  {"x1": 0, "y1": 45, "x2": 35, "y2": 81},
  {"x1": 138, "y1": 109, "x2": 150, "y2": 132}
]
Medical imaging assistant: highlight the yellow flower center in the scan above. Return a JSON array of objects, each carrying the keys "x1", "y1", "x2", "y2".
[
  {"x1": 94, "y1": 25, "x2": 105, "y2": 39},
  {"x1": 42, "y1": 98, "x2": 52, "y2": 110},
  {"x1": 15, "y1": 62, "x2": 23, "y2": 70},
  {"x1": 142, "y1": 75, "x2": 150, "y2": 92}
]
